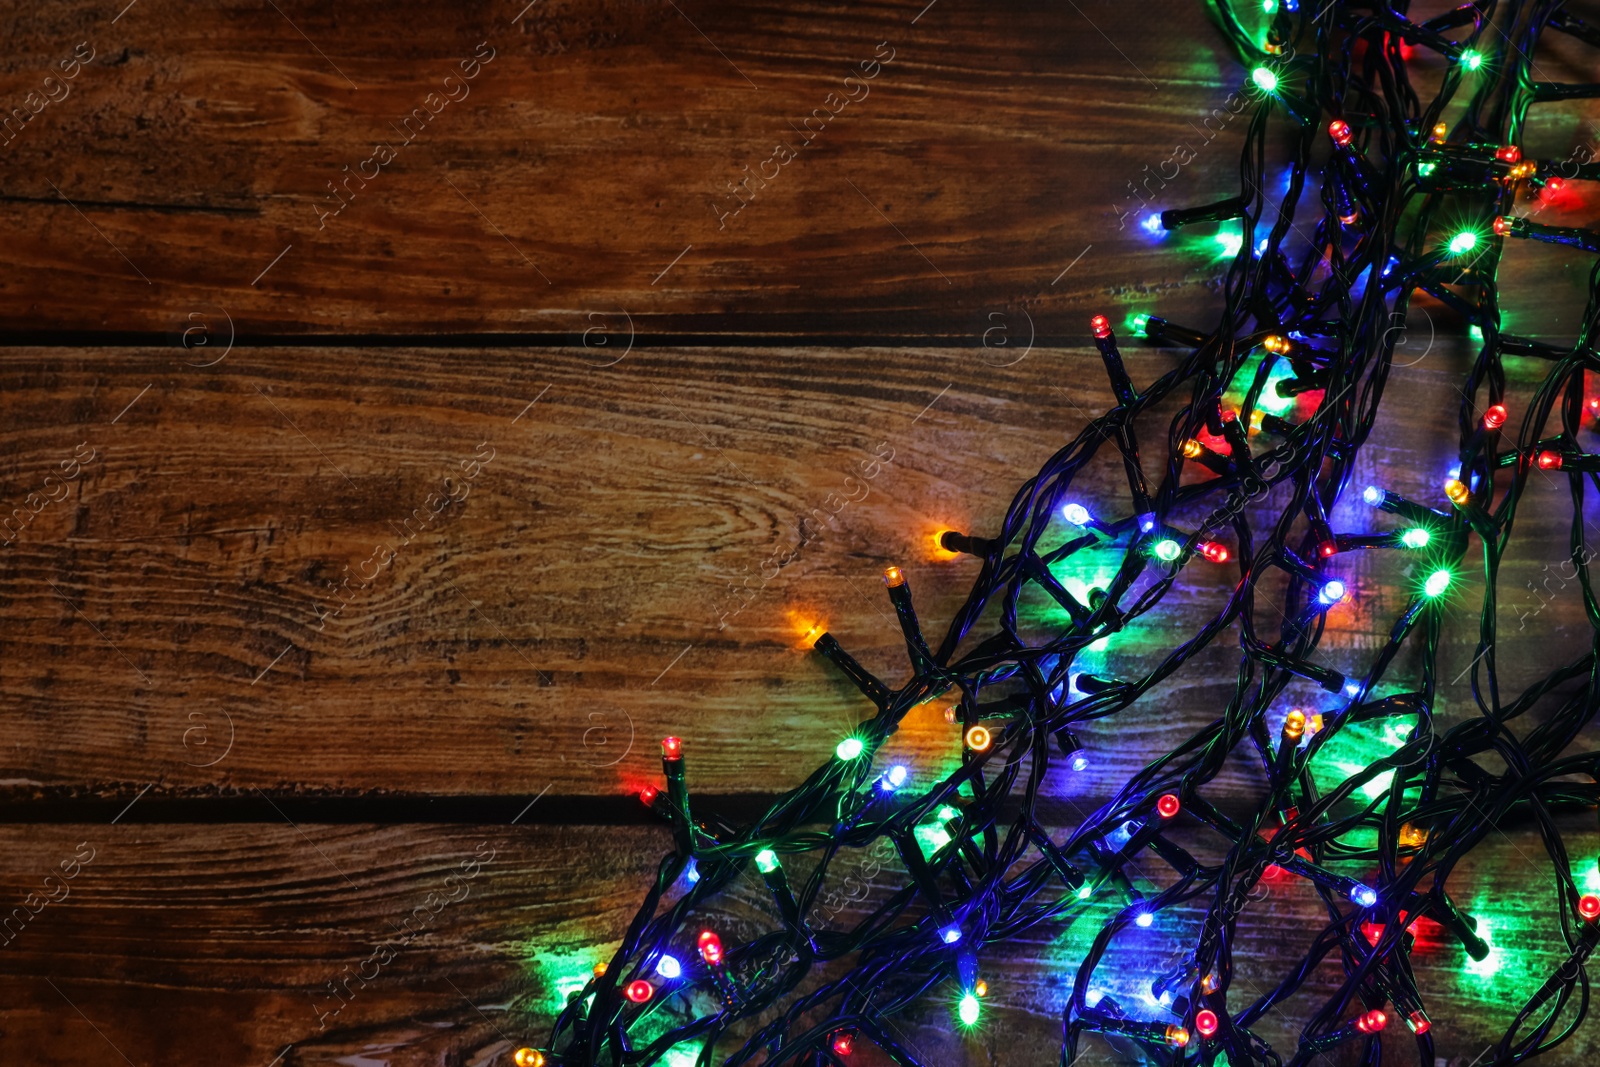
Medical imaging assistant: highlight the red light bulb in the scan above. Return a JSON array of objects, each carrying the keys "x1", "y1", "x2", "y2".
[
  {"x1": 1328, "y1": 120, "x2": 1352, "y2": 146},
  {"x1": 639, "y1": 785, "x2": 659, "y2": 805},
  {"x1": 1090, "y1": 314, "x2": 1111, "y2": 339},
  {"x1": 661, "y1": 736, "x2": 683, "y2": 759},
  {"x1": 1318, "y1": 540, "x2": 1338, "y2": 558},
  {"x1": 1496, "y1": 145, "x2": 1521, "y2": 163},
  {"x1": 1356, "y1": 1009, "x2": 1387, "y2": 1033},
  {"x1": 698, "y1": 929, "x2": 724, "y2": 964},
  {"x1": 1407, "y1": 1009, "x2": 1431, "y2": 1035},
  {"x1": 831, "y1": 1032, "x2": 855, "y2": 1056},
  {"x1": 624, "y1": 979, "x2": 654, "y2": 1003},
  {"x1": 1156, "y1": 793, "x2": 1181, "y2": 818},
  {"x1": 1537, "y1": 450, "x2": 1563, "y2": 471},
  {"x1": 1483, "y1": 404, "x2": 1506, "y2": 429},
  {"x1": 1580, "y1": 894, "x2": 1600, "y2": 921},
  {"x1": 1194, "y1": 1009, "x2": 1219, "y2": 1037},
  {"x1": 1493, "y1": 216, "x2": 1510, "y2": 236},
  {"x1": 1200, "y1": 541, "x2": 1230, "y2": 563}
]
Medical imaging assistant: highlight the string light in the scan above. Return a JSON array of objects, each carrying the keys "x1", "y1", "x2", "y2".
[
  {"x1": 545, "y1": 10, "x2": 1600, "y2": 1067},
  {"x1": 1423, "y1": 569, "x2": 1452, "y2": 598}
]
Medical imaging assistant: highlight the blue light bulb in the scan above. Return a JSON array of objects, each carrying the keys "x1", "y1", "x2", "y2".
[
  {"x1": 1318, "y1": 580, "x2": 1346, "y2": 606},
  {"x1": 1350, "y1": 884, "x2": 1378, "y2": 908},
  {"x1": 1362, "y1": 485, "x2": 1383, "y2": 507},
  {"x1": 1062, "y1": 502, "x2": 1092, "y2": 526},
  {"x1": 655, "y1": 954, "x2": 682, "y2": 979},
  {"x1": 940, "y1": 923, "x2": 963, "y2": 945}
]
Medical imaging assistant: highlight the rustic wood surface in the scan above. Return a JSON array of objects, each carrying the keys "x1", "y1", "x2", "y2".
[
  {"x1": 7, "y1": 0, "x2": 1600, "y2": 1064},
  {"x1": 0, "y1": 340, "x2": 1586, "y2": 805},
  {"x1": 0, "y1": 0, "x2": 1593, "y2": 338},
  {"x1": 2, "y1": 823, "x2": 1594, "y2": 1067}
]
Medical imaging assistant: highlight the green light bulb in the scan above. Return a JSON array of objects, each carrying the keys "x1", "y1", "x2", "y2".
[
  {"x1": 1448, "y1": 231, "x2": 1478, "y2": 255},
  {"x1": 1252, "y1": 67, "x2": 1278, "y2": 92},
  {"x1": 835, "y1": 737, "x2": 864, "y2": 760},
  {"x1": 1154, "y1": 538, "x2": 1182, "y2": 562},
  {"x1": 1461, "y1": 49, "x2": 1483, "y2": 70},
  {"x1": 755, "y1": 848, "x2": 779, "y2": 873},
  {"x1": 1215, "y1": 231, "x2": 1244, "y2": 257},
  {"x1": 1129, "y1": 313, "x2": 1151, "y2": 335},
  {"x1": 1077, "y1": 882, "x2": 1093, "y2": 900},
  {"x1": 1262, "y1": 0, "x2": 1279, "y2": 11},
  {"x1": 1423, "y1": 569, "x2": 1451, "y2": 597},
  {"x1": 959, "y1": 992, "x2": 981, "y2": 1026},
  {"x1": 937, "y1": 805, "x2": 959, "y2": 823},
  {"x1": 1401, "y1": 527, "x2": 1430, "y2": 548}
]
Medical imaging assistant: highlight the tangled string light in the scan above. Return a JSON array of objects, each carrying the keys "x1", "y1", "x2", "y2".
[{"x1": 524, "y1": 3, "x2": 1600, "y2": 1065}]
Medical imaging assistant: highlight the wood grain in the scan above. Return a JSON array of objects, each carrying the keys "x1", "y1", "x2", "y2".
[
  {"x1": 0, "y1": 0, "x2": 1593, "y2": 337},
  {"x1": 0, "y1": 0, "x2": 1224, "y2": 338},
  {"x1": 0, "y1": 339, "x2": 1585, "y2": 804},
  {"x1": 0, "y1": 822, "x2": 1592, "y2": 1067}
]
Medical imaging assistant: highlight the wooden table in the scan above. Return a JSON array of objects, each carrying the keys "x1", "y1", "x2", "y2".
[{"x1": 5, "y1": 2, "x2": 1600, "y2": 1064}]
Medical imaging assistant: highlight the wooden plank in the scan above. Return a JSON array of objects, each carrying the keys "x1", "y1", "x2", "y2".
[
  {"x1": 0, "y1": 340, "x2": 1587, "y2": 802},
  {"x1": 0, "y1": 0, "x2": 1247, "y2": 337},
  {"x1": 0, "y1": 0, "x2": 1589, "y2": 337},
  {"x1": 0, "y1": 0, "x2": 1222, "y2": 337},
  {"x1": 0, "y1": 822, "x2": 1592, "y2": 1066}
]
